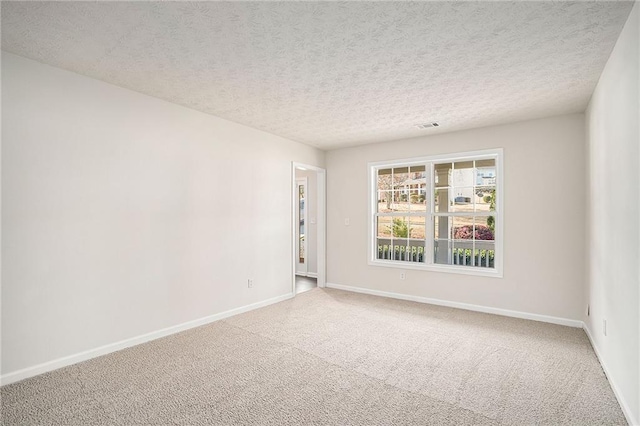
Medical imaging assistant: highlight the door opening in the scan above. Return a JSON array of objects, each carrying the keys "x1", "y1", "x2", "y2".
[
  {"x1": 295, "y1": 177, "x2": 308, "y2": 276},
  {"x1": 292, "y1": 163, "x2": 326, "y2": 294}
]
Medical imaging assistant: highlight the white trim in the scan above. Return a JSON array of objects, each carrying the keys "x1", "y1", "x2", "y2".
[
  {"x1": 368, "y1": 148, "x2": 504, "y2": 169},
  {"x1": 326, "y1": 282, "x2": 582, "y2": 328},
  {"x1": 583, "y1": 324, "x2": 639, "y2": 426},
  {"x1": 367, "y1": 259, "x2": 502, "y2": 278},
  {"x1": 368, "y1": 148, "x2": 504, "y2": 278},
  {"x1": 316, "y1": 168, "x2": 327, "y2": 288},
  {"x1": 0, "y1": 292, "x2": 294, "y2": 386}
]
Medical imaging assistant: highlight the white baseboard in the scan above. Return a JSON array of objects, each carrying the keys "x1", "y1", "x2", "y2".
[
  {"x1": 1, "y1": 292, "x2": 294, "y2": 386},
  {"x1": 325, "y1": 282, "x2": 583, "y2": 328},
  {"x1": 583, "y1": 324, "x2": 638, "y2": 426}
]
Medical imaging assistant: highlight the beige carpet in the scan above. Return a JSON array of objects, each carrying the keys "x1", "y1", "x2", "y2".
[{"x1": 1, "y1": 288, "x2": 626, "y2": 425}]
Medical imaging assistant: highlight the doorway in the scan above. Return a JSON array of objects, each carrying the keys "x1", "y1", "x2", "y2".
[
  {"x1": 295, "y1": 177, "x2": 308, "y2": 276},
  {"x1": 292, "y1": 163, "x2": 326, "y2": 294}
]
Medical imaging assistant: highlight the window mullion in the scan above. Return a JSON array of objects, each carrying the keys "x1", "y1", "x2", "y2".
[{"x1": 426, "y1": 161, "x2": 435, "y2": 266}]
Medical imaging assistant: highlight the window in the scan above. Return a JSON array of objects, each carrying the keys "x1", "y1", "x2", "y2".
[{"x1": 369, "y1": 149, "x2": 502, "y2": 277}]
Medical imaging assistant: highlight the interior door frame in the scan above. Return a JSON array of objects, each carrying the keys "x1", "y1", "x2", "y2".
[{"x1": 291, "y1": 162, "x2": 327, "y2": 293}]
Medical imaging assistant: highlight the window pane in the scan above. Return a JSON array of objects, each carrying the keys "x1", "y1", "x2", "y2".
[
  {"x1": 393, "y1": 167, "x2": 409, "y2": 182},
  {"x1": 407, "y1": 240, "x2": 426, "y2": 263},
  {"x1": 409, "y1": 216, "x2": 425, "y2": 239},
  {"x1": 392, "y1": 167, "x2": 410, "y2": 212},
  {"x1": 407, "y1": 166, "x2": 427, "y2": 211},
  {"x1": 452, "y1": 216, "x2": 475, "y2": 241},
  {"x1": 391, "y1": 190, "x2": 411, "y2": 213},
  {"x1": 435, "y1": 188, "x2": 449, "y2": 213},
  {"x1": 392, "y1": 241, "x2": 408, "y2": 261},
  {"x1": 435, "y1": 216, "x2": 482, "y2": 266},
  {"x1": 379, "y1": 190, "x2": 410, "y2": 213},
  {"x1": 377, "y1": 190, "x2": 393, "y2": 213},
  {"x1": 450, "y1": 246, "x2": 474, "y2": 267},
  {"x1": 377, "y1": 168, "x2": 393, "y2": 191},
  {"x1": 433, "y1": 215, "x2": 452, "y2": 239},
  {"x1": 473, "y1": 216, "x2": 495, "y2": 242},
  {"x1": 475, "y1": 159, "x2": 496, "y2": 186},
  {"x1": 436, "y1": 192, "x2": 477, "y2": 213},
  {"x1": 391, "y1": 217, "x2": 410, "y2": 238},
  {"x1": 433, "y1": 216, "x2": 452, "y2": 265},
  {"x1": 472, "y1": 216, "x2": 496, "y2": 268},
  {"x1": 451, "y1": 161, "x2": 474, "y2": 188},
  {"x1": 452, "y1": 217, "x2": 473, "y2": 241},
  {"x1": 377, "y1": 216, "x2": 393, "y2": 238},
  {"x1": 449, "y1": 161, "x2": 475, "y2": 215},
  {"x1": 376, "y1": 238, "x2": 393, "y2": 260},
  {"x1": 393, "y1": 167, "x2": 409, "y2": 195},
  {"x1": 446, "y1": 216, "x2": 496, "y2": 268},
  {"x1": 471, "y1": 248, "x2": 495, "y2": 268},
  {"x1": 409, "y1": 188, "x2": 427, "y2": 211},
  {"x1": 434, "y1": 163, "x2": 451, "y2": 188},
  {"x1": 475, "y1": 187, "x2": 496, "y2": 212},
  {"x1": 377, "y1": 169, "x2": 393, "y2": 213},
  {"x1": 451, "y1": 187, "x2": 474, "y2": 212}
]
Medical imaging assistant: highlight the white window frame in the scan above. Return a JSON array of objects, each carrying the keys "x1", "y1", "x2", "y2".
[{"x1": 368, "y1": 148, "x2": 504, "y2": 278}]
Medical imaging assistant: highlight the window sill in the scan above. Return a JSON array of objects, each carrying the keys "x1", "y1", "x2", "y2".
[{"x1": 368, "y1": 259, "x2": 503, "y2": 278}]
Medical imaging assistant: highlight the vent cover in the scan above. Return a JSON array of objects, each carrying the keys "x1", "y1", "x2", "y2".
[{"x1": 415, "y1": 122, "x2": 440, "y2": 129}]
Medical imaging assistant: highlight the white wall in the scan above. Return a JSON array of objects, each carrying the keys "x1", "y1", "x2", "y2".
[
  {"x1": 585, "y1": 3, "x2": 639, "y2": 424},
  {"x1": 295, "y1": 169, "x2": 318, "y2": 276},
  {"x1": 326, "y1": 114, "x2": 586, "y2": 321},
  {"x1": 1, "y1": 52, "x2": 324, "y2": 376}
]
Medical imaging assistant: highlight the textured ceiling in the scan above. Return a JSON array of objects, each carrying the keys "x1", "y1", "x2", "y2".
[{"x1": 1, "y1": 1, "x2": 634, "y2": 149}]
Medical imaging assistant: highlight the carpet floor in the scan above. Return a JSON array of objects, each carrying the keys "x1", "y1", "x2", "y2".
[{"x1": 1, "y1": 288, "x2": 626, "y2": 425}]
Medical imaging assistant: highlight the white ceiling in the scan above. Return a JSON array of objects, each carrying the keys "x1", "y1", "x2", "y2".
[{"x1": 1, "y1": 1, "x2": 634, "y2": 149}]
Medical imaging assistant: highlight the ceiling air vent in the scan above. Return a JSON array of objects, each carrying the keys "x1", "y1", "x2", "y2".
[{"x1": 415, "y1": 122, "x2": 439, "y2": 130}]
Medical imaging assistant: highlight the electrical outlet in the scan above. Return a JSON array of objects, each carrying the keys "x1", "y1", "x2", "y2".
[
  {"x1": 603, "y1": 319, "x2": 607, "y2": 336},
  {"x1": 400, "y1": 272, "x2": 406, "y2": 280},
  {"x1": 248, "y1": 279, "x2": 253, "y2": 288},
  {"x1": 587, "y1": 304, "x2": 590, "y2": 316}
]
